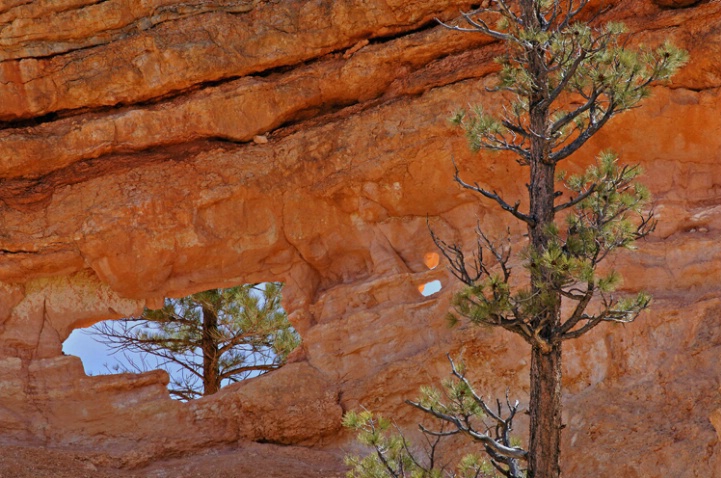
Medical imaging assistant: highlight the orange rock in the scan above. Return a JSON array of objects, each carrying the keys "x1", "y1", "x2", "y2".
[{"x1": 0, "y1": 0, "x2": 720, "y2": 476}]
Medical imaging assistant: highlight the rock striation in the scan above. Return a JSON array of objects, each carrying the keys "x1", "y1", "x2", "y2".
[{"x1": 1, "y1": 0, "x2": 720, "y2": 476}]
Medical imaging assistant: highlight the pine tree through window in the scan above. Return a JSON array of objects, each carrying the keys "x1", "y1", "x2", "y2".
[{"x1": 82, "y1": 283, "x2": 299, "y2": 401}]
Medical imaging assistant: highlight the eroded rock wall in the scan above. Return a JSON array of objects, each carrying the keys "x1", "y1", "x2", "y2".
[{"x1": 1, "y1": 0, "x2": 720, "y2": 476}]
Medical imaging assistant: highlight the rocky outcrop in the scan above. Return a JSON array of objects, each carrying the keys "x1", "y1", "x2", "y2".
[{"x1": 1, "y1": 0, "x2": 720, "y2": 476}]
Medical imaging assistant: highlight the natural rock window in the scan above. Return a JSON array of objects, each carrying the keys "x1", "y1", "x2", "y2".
[
  {"x1": 417, "y1": 252, "x2": 442, "y2": 296},
  {"x1": 423, "y1": 252, "x2": 440, "y2": 270},
  {"x1": 418, "y1": 280, "x2": 442, "y2": 297},
  {"x1": 62, "y1": 283, "x2": 298, "y2": 401}
]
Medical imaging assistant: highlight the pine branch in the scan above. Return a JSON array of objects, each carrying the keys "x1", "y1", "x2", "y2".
[
  {"x1": 558, "y1": 283, "x2": 595, "y2": 335},
  {"x1": 553, "y1": 183, "x2": 596, "y2": 213},
  {"x1": 550, "y1": 102, "x2": 615, "y2": 162},
  {"x1": 559, "y1": 314, "x2": 604, "y2": 340}
]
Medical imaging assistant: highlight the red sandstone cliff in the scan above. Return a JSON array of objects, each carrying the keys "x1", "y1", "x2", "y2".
[{"x1": 0, "y1": 0, "x2": 720, "y2": 476}]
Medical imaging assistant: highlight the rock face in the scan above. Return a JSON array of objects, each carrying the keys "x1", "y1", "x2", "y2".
[{"x1": 1, "y1": 0, "x2": 720, "y2": 476}]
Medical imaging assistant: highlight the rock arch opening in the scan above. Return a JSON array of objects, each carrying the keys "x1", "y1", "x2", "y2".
[
  {"x1": 423, "y1": 252, "x2": 440, "y2": 270},
  {"x1": 62, "y1": 282, "x2": 299, "y2": 401},
  {"x1": 418, "y1": 279, "x2": 442, "y2": 296},
  {"x1": 418, "y1": 252, "x2": 442, "y2": 296}
]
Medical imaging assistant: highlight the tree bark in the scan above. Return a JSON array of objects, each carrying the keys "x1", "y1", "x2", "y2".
[
  {"x1": 528, "y1": 343, "x2": 563, "y2": 478},
  {"x1": 201, "y1": 303, "x2": 221, "y2": 396},
  {"x1": 521, "y1": 0, "x2": 564, "y2": 472}
]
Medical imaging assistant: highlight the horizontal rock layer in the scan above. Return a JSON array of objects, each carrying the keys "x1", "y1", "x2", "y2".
[{"x1": 1, "y1": 0, "x2": 720, "y2": 476}]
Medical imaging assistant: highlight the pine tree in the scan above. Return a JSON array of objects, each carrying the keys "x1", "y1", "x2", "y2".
[
  {"x1": 345, "y1": 1, "x2": 687, "y2": 477},
  {"x1": 92, "y1": 283, "x2": 299, "y2": 401}
]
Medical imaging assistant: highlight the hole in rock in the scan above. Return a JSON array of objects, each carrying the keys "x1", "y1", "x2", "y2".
[
  {"x1": 62, "y1": 283, "x2": 299, "y2": 401},
  {"x1": 418, "y1": 280, "x2": 442, "y2": 297},
  {"x1": 423, "y1": 252, "x2": 440, "y2": 270}
]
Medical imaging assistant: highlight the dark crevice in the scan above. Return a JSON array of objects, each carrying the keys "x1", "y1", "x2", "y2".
[
  {"x1": 0, "y1": 71, "x2": 239, "y2": 130},
  {"x1": 0, "y1": 249, "x2": 37, "y2": 255},
  {"x1": 667, "y1": 84, "x2": 715, "y2": 93},
  {"x1": 654, "y1": 0, "x2": 706, "y2": 10},
  {"x1": 335, "y1": 390, "x2": 348, "y2": 414},
  {"x1": 365, "y1": 17, "x2": 441, "y2": 46},
  {"x1": 205, "y1": 137, "x2": 245, "y2": 145},
  {"x1": 253, "y1": 63, "x2": 300, "y2": 79},
  {"x1": 268, "y1": 100, "x2": 374, "y2": 141},
  {"x1": 0, "y1": 141, "x2": 221, "y2": 211},
  {"x1": 278, "y1": 97, "x2": 363, "y2": 126},
  {"x1": 254, "y1": 438, "x2": 288, "y2": 446},
  {"x1": 0, "y1": 35, "x2": 116, "y2": 63},
  {"x1": 0, "y1": 111, "x2": 60, "y2": 130}
]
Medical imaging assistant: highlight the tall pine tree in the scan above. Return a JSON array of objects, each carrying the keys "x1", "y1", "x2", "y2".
[{"x1": 345, "y1": 1, "x2": 687, "y2": 477}]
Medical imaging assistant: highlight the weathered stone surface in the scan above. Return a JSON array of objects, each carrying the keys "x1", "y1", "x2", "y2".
[
  {"x1": 0, "y1": 0, "x2": 720, "y2": 476},
  {"x1": 0, "y1": 442, "x2": 346, "y2": 478},
  {"x1": 0, "y1": 0, "x2": 478, "y2": 121}
]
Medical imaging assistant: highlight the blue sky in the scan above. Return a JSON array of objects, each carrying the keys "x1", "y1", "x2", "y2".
[
  {"x1": 420, "y1": 279, "x2": 442, "y2": 297},
  {"x1": 63, "y1": 326, "x2": 142, "y2": 376}
]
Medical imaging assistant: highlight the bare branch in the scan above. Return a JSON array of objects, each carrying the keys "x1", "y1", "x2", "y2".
[
  {"x1": 559, "y1": 0, "x2": 591, "y2": 30},
  {"x1": 429, "y1": 221, "x2": 485, "y2": 286},
  {"x1": 453, "y1": 159, "x2": 535, "y2": 225},
  {"x1": 407, "y1": 398, "x2": 528, "y2": 460},
  {"x1": 447, "y1": 355, "x2": 506, "y2": 424},
  {"x1": 436, "y1": 16, "x2": 519, "y2": 45}
]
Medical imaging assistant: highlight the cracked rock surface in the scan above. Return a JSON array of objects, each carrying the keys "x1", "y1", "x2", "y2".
[{"x1": 1, "y1": 0, "x2": 721, "y2": 476}]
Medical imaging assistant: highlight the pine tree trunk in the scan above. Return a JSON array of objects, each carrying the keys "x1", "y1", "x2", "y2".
[
  {"x1": 201, "y1": 304, "x2": 221, "y2": 395},
  {"x1": 516, "y1": 3, "x2": 564, "y2": 475},
  {"x1": 528, "y1": 343, "x2": 563, "y2": 478},
  {"x1": 526, "y1": 132, "x2": 564, "y2": 478},
  {"x1": 526, "y1": 156, "x2": 564, "y2": 478}
]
